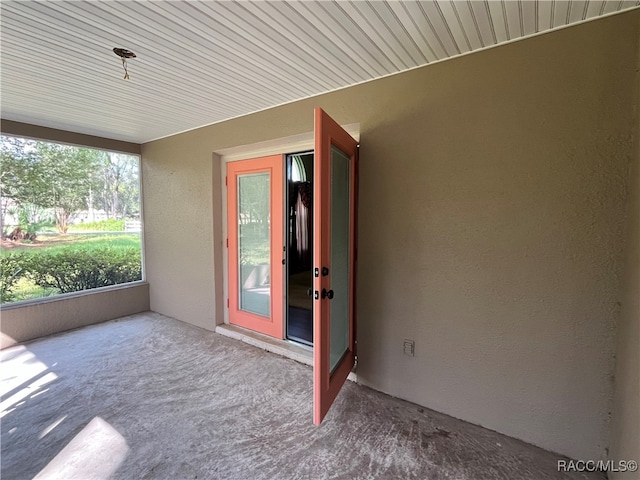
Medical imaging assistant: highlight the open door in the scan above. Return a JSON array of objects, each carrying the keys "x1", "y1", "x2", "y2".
[{"x1": 313, "y1": 108, "x2": 358, "y2": 424}]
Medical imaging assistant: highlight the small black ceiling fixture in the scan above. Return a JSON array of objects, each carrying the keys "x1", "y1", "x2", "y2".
[{"x1": 113, "y1": 48, "x2": 136, "y2": 80}]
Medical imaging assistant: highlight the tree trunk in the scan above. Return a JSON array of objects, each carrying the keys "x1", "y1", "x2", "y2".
[
  {"x1": 113, "y1": 190, "x2": 119, "y2": 218},
  {"x1": 55, "y1": 208, "x2": 70, "y2": 233},
  {"x1": 0, "y1": 189, "x2": 6, "y2": 239}
]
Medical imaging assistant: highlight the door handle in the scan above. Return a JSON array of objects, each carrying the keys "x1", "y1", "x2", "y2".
[{"x1": 321, "y1": 288, "x2": 334, "y2": 300}]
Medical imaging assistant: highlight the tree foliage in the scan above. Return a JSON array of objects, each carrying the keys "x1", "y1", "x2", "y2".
[
  {"x1": 32, "y1": 142, "x2": 103, "y2": 233},
  {"x1": 0, "y1": 136, "x2": 140, "y2": 234},
  {"x1": 1, "y1": 137, "x2": 42, "y2": 234},
  {"x1": 92, "y1": 153, "x2": 140, "y2": 219}
]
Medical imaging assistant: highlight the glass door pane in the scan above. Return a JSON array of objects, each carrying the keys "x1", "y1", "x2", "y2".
[
  {"x1": 329, "y1": 146, "x2": 350, "y2": 372},
  {"x1": 238, "y1": 172, "x2": 271, "y2": 318}
]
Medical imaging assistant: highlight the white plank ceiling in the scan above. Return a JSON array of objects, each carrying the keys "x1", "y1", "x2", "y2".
[{"x1": 1, "y1": 1, "x2": 638, "y2": 144}]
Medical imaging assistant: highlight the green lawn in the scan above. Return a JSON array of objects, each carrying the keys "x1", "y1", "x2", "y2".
[
  {"x1": 1, "y1": 233, "x2": 142, "y2": 303},
  {"x1": 0, "y1": 233, "x2": 141, "y2": 257}
]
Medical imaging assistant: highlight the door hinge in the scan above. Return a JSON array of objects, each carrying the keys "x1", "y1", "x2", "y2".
[
  {"x1": 225, "y1": 176, "x2": 228, "y2": 186},
  {"x1": 226, "y1": 238, "x2": 228, "y2": 248},
  {"x1": 227, "y1": 298, "x2": 229, "y2": 308}
]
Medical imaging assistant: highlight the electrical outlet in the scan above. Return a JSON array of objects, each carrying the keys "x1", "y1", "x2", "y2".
[{"x1": 403, "y1": 339, "x2": 415, "y2": 357}]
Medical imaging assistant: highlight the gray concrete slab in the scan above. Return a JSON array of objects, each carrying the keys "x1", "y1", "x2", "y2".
[{"x1": 1, "y1": 312, "x2": 604, "y2": 480}]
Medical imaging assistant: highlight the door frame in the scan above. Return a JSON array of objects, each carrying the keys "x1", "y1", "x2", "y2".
[
  {"x1": 217, "y1": 126, "x2": 360, "y2": 331},
  {"x1": 227, "y1": 154, "x2": 284, "y2": 339}
]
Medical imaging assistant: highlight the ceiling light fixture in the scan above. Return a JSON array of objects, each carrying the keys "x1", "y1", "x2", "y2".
[{"x1": 113, "y1": 48, "x2": 136, "y2": 80}]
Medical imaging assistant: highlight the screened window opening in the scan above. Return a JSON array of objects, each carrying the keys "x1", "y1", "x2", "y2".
[{"x1": 0, "y1": 135, "x2": 143, "y2": 304}]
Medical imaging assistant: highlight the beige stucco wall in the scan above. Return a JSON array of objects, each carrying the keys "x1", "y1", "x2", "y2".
[
  {"x1": 609, "y1": 15, "x2": 640, "y2": 478},
  {"x1": 0, "y1": 282, "x2": 150, "y2": 349},
  {"x1": 142, "y1": 11, "x2": 638, "y2": 460}
]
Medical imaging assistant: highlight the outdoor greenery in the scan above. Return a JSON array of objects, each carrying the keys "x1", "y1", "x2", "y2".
[
  {"x1": 69, "y1": 219, "x2": 126, "y2": 232},
  {"x1": 27, "y1": 248, "x2": 141, "y2": 294},
  {"x1": 0, "y1": 135, "x2": 143, "y2": 304},
  {"x1": 0, "y1": 234, "x2": 142, "y2": 303},
  {"x1": 0, "y1": 253, "x2": 25, "y2": 303},
  {"x1": 1, "y1": 136, "x2": 140, "y2": 234},
  {"x1": 238, "y1": 174, "x2": 271, "y2": 266}
]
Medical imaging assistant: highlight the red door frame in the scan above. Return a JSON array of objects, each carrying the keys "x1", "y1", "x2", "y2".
[{"x1": 227, "y1": 155, "x2": 284, "y2": 339}]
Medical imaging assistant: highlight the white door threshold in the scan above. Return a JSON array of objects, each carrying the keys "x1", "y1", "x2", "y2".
[
  {"x1": 215, "y1": 323, "x2": 313, "y2": 366},
  {"x1": 215, "y1": 323, "x2": 357, "y2": 382}
]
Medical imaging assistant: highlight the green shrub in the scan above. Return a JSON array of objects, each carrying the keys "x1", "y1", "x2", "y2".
[
  {"x1": 25, "y1": 248, "x2": 141, "y2": 293},
  {"x1": 71, "y1": 219, "x2": 125, "y2": 232},
  {"x1": 0, "y1": 253, "x2": 28, "y2": 303}
]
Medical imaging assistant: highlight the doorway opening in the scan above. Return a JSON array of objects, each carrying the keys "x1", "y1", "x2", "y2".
[{"x1": 285, "y1": 151, "x2": 314, "y2": 346}]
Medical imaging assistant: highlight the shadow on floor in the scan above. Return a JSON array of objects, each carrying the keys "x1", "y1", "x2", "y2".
[{"x1": 1, "y1": 312, "x2": 604, "y2": 480}]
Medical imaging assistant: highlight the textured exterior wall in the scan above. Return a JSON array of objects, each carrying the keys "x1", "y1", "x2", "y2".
[
  {"x1": 609, "y1": 15, "x2": 640, "y2": 478},
  {"x1": 0, "y1": 283, "x2": 150, "y2": 349},
  {"x1": 141, "y1": 12, "x2": 638, "y2": 460},
  {"x1": 141, "y1": 139, "x2": 219, "y2": 330}
]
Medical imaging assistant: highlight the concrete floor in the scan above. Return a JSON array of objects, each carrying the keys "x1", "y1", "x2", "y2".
[{"x1": 1, "y1": 312, "x2": 605, "y2": 480}]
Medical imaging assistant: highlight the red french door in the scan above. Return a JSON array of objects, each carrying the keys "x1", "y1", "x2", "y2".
[
  {"x1": 313, "y1": 108, "x2": 359, "y2": 424},
  {"x1": 225, "y1": 111, "x2": 357, "y2": 423},
  {"x1": 227, "y1": 155, "x2": 284, "y2": 339}
]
